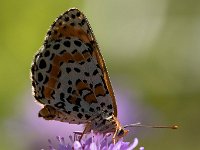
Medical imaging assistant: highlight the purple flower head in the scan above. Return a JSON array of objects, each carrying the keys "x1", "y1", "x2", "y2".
[{"x1": 47, "y1": 131, "x2": 143, "y2": 150}]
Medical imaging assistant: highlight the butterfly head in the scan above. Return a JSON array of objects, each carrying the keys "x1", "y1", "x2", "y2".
[
  {"x1": 112, "y1": 117, "x2": 129, "y2": 142},
  {"x1": 116, "y1": 127, "x2": 129, "y2": 139}
]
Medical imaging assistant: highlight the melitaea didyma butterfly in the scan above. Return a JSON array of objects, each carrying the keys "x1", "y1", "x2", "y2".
[
  {"x1": 31, "y1": 8, "x2": 177, "y2": 143},
  {"x1": 31, "y1": 8, "x2": 127, "y2": 142}
]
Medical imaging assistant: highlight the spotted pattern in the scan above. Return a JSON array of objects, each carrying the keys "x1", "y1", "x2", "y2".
[{"x1": 31, "y1": 8, "x2": 121, "y2": 135}]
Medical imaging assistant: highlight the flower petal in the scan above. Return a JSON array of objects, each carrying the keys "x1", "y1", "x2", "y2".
[
  {"x1": 73, "y1": 141, "x2": 82, "y2": 150},
  {"x1": 66, "y1": 144, "x2": 73, "y2": 150},
  {"x1": 112, "y1": 139, "x2": 123, "y2": 150},
  {"x1": 127, "y1": 138, "x2": 139, "y2": 150},
  {"x1": 90, "y1": 142, "x2": 97, "y2": 150},
  {"x1": 45, "y1": 131, "x2": 143, "y2": 150},
  {"x1": 120, "y1": 142, "x2": 130, "y2": 149}
]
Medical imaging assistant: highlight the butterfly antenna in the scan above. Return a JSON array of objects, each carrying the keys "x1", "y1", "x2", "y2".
[{"x1": 124, "y1": 122, "x2": 178, "y2": 129}]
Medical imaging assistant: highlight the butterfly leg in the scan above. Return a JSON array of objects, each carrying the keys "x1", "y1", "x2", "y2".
[
  {"x1": 112, "y1": 129, "x2": 118, "y2": 144},
  {"x1": 77, "y1": 123, "x2": 91, "y2": 141}
]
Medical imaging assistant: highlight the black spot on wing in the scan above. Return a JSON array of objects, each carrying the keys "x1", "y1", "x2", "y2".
[
  {"x1": 57, "y1": 82, "x2": 61, "y2": 89},
  {"x1": 79, "y1": 61, "x2": 85, "y2": 65},
  {"x1": 60, "y1": 93, "x2": 65, "y2": 102},
  {"x1": 39, "y1": 59, "x2": 47, "y2": 69},
  {"x1": 84, "y1": 72, "x2": 90, "y2": 76},
  {"x1": 66, "y1": 67, "x2": 71, "y2": 73},
  {"x1": 107, "y1": 104, "x2": 113, "y2": 110},
  {"x1": 73, "y1": 106, "x2": 79, "y2": 112},
  {"x1": 44, "y1": 50, "x2": 50, "y2": 57},
  {"x1": 85, "y1": 114, "x2": 91, "y2": 120},
  {"x1": 72, "y1": 49, "x2": 78, "y2": 54},
  {"x1": 64, "y1": 17, "x2": 69, "y2": 22},
  {"x1": 51, "y1": 90, "x2": 55, "y2": 99},
  {"x1": 70, "y1": 22, "x2": 75, "y2": 26},
  {"x1": 77, "y1": 113, "x2": 83, "y2": 119},
  {"x1": 89, "y1": 107, "x2": 94, "y2": 112},
  {"x1": 53, "y1": 44, "x2": 60, "y2": 50},
  {"x1": 74, "y1": 40, "x2": 82, "y2": 47},
  {"x1": 38, "y1": 72, "x2": 43, "y2": 82},
  {"x1": 71, "y1": 14, "x2": 75, "y2": 19},
  {"x1": 74, "y1": 67, "x2": 81, "y2": 73},
  {"x1": 63, "y1": 41, "x2": 71, "y2": 47},
  {"x1": 68, "y1": 80, "x2": 72, "y2": 85},
  {"x1": 67, "y1": 87, "x2": 72, "y2": 93},
  {"x1": 93, "y1": 69, "x2": 98, "y2": 76},
  {"x1": 100, "y1": 102, "x2": 105, "y2": 107}
]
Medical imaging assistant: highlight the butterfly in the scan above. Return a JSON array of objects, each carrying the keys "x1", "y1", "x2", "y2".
[{"x1": 31, "y1": 8, "x2": 128, "y2": 143}]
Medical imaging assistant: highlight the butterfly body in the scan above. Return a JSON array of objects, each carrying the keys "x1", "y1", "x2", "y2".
[{"x1": 31, "y1": 8, "x2": 128, "y2": 142}]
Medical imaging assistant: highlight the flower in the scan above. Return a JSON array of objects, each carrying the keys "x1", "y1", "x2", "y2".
[{"x1": 47, "y1": 131, "x2": 143, "y2": 150}]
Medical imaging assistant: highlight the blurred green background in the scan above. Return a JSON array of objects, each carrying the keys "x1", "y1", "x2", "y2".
[{"x1": 1, "y1": 0, "x2": 200, "y2": 149}]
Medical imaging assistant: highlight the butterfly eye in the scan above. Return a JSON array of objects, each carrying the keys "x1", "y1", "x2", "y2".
[
  {"x1": 116, "y1": 128, "x2": 129, "y2": 139},
  {"x1": 117, "y1": 128, "x2": 125, "y2": 137}
]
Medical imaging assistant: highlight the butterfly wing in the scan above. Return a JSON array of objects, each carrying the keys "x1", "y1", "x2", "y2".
[
  {"x1": 31, "y1": 8, "x2": 117, "y2": 125},
  {"x1": 60, "y1": 8, "x2": 118, "y2": 116},
  {"x1": 91, "y1": 43, "x2": 118, "y2": 117}
]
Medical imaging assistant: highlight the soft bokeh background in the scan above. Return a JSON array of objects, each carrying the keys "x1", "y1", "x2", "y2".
[{"x1": 0, "y1": 0, "x2": 200, "y2": 149}]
